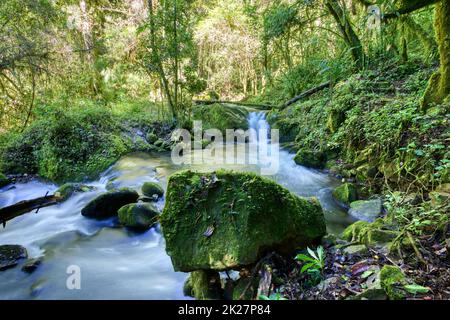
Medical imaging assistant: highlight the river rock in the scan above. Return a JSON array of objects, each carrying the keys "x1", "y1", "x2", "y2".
[
  {"x1": 293, "y1": 149, "x2": 326, "y2": 169},
  {"x1": 332, "y1": 183, "x2": 358, "y2": 206},
  {"x1": 0, "y1": 245, "x2": 28, "y2": 271},
  {"x1": 21, "y1": 258, "x2": 42, "y2": 274},
  {"x1": 118, "y1": 203, "x2": 159, "y2": 230},
  {"x1": 348, "y1": 199, "x2": 382, "y2": 222},
  {"x1": 161, "y1": 170, "x2": 326, "y2": 272},
  {"x1": 55, "y1": 183, "x2": 94, "y2": 201},
  {"x1": 81, "y1": 188, "x2": 139, "y2": 219},
  {"x1": 0, "y1": 173, "x2": 10, "y2": 188},
  {"x1": 142, "y1": 181, "x2": 164, "y2": 199}
]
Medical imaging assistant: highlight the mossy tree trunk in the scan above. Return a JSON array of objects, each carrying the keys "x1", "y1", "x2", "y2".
[
  {"x1": 325, "y1": 0, "x2": 366, "y2": 69},
  {"x1": 422, "y1": 0, "x2": 450, "y2": 108}
]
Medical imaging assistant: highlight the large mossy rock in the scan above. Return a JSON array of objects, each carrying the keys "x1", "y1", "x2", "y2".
[
  {"x1": 161, "y1": 170, "x2": 326, "y2": 272},
  {"x1": 293, "y1": 149, "x2": 326, "y2": 169},
  {"x1": 348, "y1": 199, "x2": 382, "y2": 222},
  {"x1": 0, "y1": 245, "x2": 27, "y2": 271},
  {"x1": 118, "y1": 203, "x2": 159, "y2": 230},
  {"x1": 81, "y1": 188, "x2": 139, "y2": 219},
  {"x1": 332, "y1": 183, "x2": 358, "y2": 206},
  {"x1": 0, "y1": 173, "x2": 10, "y2": 188},
  {"x1": 192, "y1": 103, "x2": 249, "y2": 133},
  {"x1": 141, "y1": 182, "x2": 164, "y2": 199}
]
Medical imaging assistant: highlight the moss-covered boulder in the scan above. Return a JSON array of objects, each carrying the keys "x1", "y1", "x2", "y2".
[
  {"x1": 348, "y1": 199, "x2": 382, "y2": 222},
  {"x1": 0, "y1": 173, "x2": 10, "y2": 188},
  {"x1": 293, "y1": 149, "x2": 326, "y2": 169},
  {"x1": 332, "y1": 183, "x2": 358, "y2": 206},
  {"x1": 192, "y1": 103, "x2": 249, "y2": 133},
  {"x1": 81, "y1": 188, "x2": 139, "y2": 219},
  {"x1": 55, "y1": 183, "x2": 94, "y2": 201},
  {"x1": 0, "y1": 245, "x2": 28, "y2": 271},
  {"x1": 380, "y1": 265, "x2": 406, "y2": 300},
  {"x1": 183, "y1": 270, "x2": 223, "y2": 300},
  {"x1": 118, "y1": 203, "x2": 159, "y2": 230},
  {"x1": 141, "y1": 181, "x2": 164, "y2": 199},
  {"x1": 161, "y1": 170, "x2": 326, "y2": 272}
]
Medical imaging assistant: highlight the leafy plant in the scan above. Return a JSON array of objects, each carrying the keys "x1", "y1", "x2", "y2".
[{"x1": 295, "y1": 246, "x2": 326, "y2": 276}]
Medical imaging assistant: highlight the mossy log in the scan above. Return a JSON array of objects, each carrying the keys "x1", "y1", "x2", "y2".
[{"x1": 281, "y1": 81, "x2": 331, "y2": 110}]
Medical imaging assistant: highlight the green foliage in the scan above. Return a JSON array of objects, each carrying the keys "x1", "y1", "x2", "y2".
[{"x1": 295, "y1": 246, "x2": 326, "y2": 277}]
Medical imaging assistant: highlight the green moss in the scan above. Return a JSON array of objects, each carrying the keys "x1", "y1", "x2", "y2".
[
  {"x1": 342, "y1": 218, "x2": 399, "y2": 246},
  {"x1": 332, "y1": 183, "x2": 358, "y2": 206},
  {"x1": 380, "y1": 265, "x2": 406, "y2": 300},
  {"x1": 293, "y1": 149, "x2": 326, "y2": 169},
  {"x1": 118, "y1": 203, "x2": 159, "y2": 230},
  {"x1": 141, "y1": 182, "x2": 164, "y2": 198},
  {"x1": 161, "y1": 170, "x2": 326, "y2": 272},
  {"x1": 146, "y1": 132, "x2": 158, "y2": 144},
  {"x1": 326, "y1": 109, "x2": 345, "y2": 133}
]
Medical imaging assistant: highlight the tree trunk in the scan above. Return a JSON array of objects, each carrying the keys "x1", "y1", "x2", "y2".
[
  {"x1": 325, "y1": 0, "x2": 365, "y2": 69},
  {"x1": 422, "y1": 0, "x2": 450, "y2": 108}
]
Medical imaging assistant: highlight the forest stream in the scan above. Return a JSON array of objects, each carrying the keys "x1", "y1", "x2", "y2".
[{"x1": 0, "y1": 111, "x2": 355, "y2": 299}]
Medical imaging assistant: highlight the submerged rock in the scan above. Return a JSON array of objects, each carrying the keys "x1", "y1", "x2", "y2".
[
  {"x1": 332, "y1": 183, "x2": 358, "y2": 206},
  {"x1": 55, "y1": 183, "x2": 94, "y2": 201},
  {"x1": 118, "y1": 203, "x2": 159, "y2": 230},
  {"x1": 0, "y1": 245, "x2": 28, "y2": 271},
  {"x1": 293, "y1": 149, "x2": 326, "y2": 169},
  {"x1": 161, "y1": 170, "x2": 326, "y2": 272},
  {"x1": 348, "y1": 199, "x2": 383, "y2": 222},
  {"x1": 81, "y1": 188, "x2": 139, "y2": 219},
  {"x1": 141, "y1": 182, "x2": 164, "y2": 199},
  {"x1": 21, "y1": 258, "x2": 42, "y2": 274}
]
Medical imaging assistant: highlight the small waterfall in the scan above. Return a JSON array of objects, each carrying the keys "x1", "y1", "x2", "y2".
[{"x1": 248, "y1": 111, "x2": 269, "y2": 139}]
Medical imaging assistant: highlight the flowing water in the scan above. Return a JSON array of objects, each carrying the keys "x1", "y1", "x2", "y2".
[{"x1": 0, "y1": 111, "x2": 355, "y2": 299}]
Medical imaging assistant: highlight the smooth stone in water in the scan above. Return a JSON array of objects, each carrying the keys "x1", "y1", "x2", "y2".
[
  {"x1": 81, "y1": 188, "x2": 139, "y2": 219},
  {"x1": 0, "y1": 245, "x2": 28, "y2": 271},
  {"x1": 118, "y1": 203, "x2": 159, "y2": 230},
  {"x1": 21, "y1": 258, "x2": 42, "y2": 274},
  {"x1": 141, "y1": 182, "x2": 164, "y2": 198}
]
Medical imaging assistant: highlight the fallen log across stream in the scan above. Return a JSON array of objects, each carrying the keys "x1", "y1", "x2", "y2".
[
  {"x1": 194, "y1": 100, "x2": 275, "y2": 110},
  {"x1": 0, "y1": 193, "x2": 63, "y2": 227}
]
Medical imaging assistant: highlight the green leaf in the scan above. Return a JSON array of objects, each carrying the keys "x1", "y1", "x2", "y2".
[
  {"x1": 301, "y1": 262, "x2": 315, "y2": 273},
  {"x1": 258, "y1": 295, "x2": 270, "y2": 300},
  {"x1": 404, "y1": 284, "x2": 430, "y2": 294},
  {"x1": 295, "y1": 254, "x2": 315, "y2": 262},
  {"x1": 307, "y1": 247, "x2": 318, "y2": 260}
]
